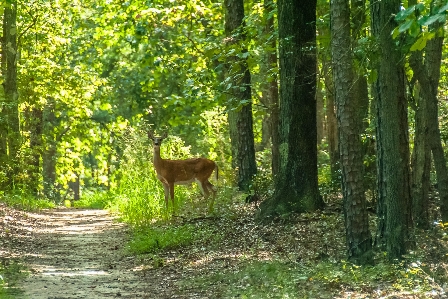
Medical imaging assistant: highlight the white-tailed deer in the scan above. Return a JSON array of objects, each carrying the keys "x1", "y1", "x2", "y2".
[{"x1": 148, "y1": 131, "x2": 218, "y2": 212}]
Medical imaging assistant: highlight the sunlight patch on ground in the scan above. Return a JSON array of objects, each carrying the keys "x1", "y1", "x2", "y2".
[{"x1": 40, "y1": 268, "x2": 110, "y2": 277}]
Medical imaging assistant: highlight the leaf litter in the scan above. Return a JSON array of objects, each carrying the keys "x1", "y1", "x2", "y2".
[{"x1": 1, "y1": 201, "x2": 447, "y2": 298}]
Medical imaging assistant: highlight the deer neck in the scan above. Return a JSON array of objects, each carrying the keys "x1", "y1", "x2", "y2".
[{"x1": 153, "y1": 146, "x2": 164, "y2": 171}]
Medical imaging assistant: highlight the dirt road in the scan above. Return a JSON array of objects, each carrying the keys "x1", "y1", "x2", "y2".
[{"x1": 16, "y1": 209, "x2": 148, "y2": 299}]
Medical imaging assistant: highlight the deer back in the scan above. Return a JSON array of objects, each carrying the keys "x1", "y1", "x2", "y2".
[{"x1": 156, "y1": 157, "x2": 216, "y2": 184}]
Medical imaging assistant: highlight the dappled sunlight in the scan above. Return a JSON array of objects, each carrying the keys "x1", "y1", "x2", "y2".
[{"x1": 1, "y1": 207, "x2": 146, "y2": 299}]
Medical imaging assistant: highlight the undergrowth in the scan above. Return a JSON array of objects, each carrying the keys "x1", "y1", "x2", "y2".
[
  {"x1": 129, "y1": 222, "x2": 221, "y2": 254},
  {"x1": 0, "y1": 261, "x2": 27, "y2": 298},
  {"x1": 0, "y1": 190, "x2": 55, "y2": 211}
]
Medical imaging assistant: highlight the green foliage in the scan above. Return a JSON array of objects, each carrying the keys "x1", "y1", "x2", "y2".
[
  {"x1": 393, "y1": 1, "x2": 447, "y2": 51},
  {"x1": 0, "y1": 190, "x2": 55, "y2": 211},
  {"x1": 129, "y1": 222, "x2": 220, "y2": 254},
  {"x1": 72, "y1": 190, "x2": 114, "y2": 209},
  {"x1": 0, "y1": 261, "x2": 27, "y2": 298}
]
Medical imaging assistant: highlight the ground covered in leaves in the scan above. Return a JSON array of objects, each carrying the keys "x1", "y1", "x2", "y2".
[{"x1": 1, "y1": 201, "x2": 448, "y2": 298}]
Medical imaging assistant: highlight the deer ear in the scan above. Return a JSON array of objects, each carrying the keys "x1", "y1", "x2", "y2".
[
  {"x1": 148, "y1": 131, "x2": 154, "y2": 139},
  {"x1": 161, "y1": 131, "x2": 168, "y2": 139}
]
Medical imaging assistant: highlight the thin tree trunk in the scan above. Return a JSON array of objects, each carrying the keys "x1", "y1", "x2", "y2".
[
  {"x1": 224, "y1": 0, "x2": 257, "y2": 192},
  {"x1": 411, "y1": 87, "x2": 431, "y2": 229},
  {"x1": 407, "y1": 10, "x2": 447, "y2": 222},
  {"x1": 1, "y1": 1, "x2": 20, "y2": 188}
]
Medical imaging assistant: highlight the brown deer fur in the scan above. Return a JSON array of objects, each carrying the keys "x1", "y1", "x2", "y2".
[{"x1": 148, "y1": 131, "x2": 218, "y2": 212}]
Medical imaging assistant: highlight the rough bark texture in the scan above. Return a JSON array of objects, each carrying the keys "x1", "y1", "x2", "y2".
[
  {"x1": 331, "y1": 0, "x2": 373, "y2": 264},
  {"x1": 224, "y1": 0, "x2": 257, "y2": 192},
  {"x1": 411, "y1": 88, "x2": 431, "y2": 229},
  {"x1": 0, "y1": 1, "x2": 20, "y2": 188},
  {"x1": 372, "y1": 0, "x2": 413, "y2": 259},
  {"x1": 257, "y1": 0, "x2": 324, "y2": 220},
  {"x1": 350, "y1": 0, "x2": 369, "y2": 133},
  {"x1": 408, "y1": 0, "x2": 447, "y2": 225}
]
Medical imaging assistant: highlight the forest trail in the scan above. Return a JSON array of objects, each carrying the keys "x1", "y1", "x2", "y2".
[{"x1": 14, "y1": 208, "x2": 148, "y2": 299}]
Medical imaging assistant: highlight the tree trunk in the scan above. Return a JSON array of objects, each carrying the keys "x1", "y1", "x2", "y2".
[
  {"x1": 407, "y1": 0, "x2": 447, "y2": 225},
  {"x1": 257, "y1": 0, "x2": 324, "y2": 219},
  {"x1": 411, "y1": 87, "x2": 431, "y2": 229},
  {"x1": 372, "y1": 0, "x2": 413, "y2": 259},
  {"x1": 224, "y1": 0, "x2": 257, "y2": 192},
  {"x1": 324, "y1": 72, "x2": 339, "y2": 179},
  {"x1": 1, "y1": 1, "x2": 20, "y2": 188},
  {"x1": 42, "y1": 102, "x2": 58, "y2": 200},
  {"x1": 25, "y1": 107, "x2": 43, "y2": 196},
  {"x1": 261, "y1": 0, "x2": 280, "y2": 176},
  {"x1": 331, "y1": 0, "x2": 373, "y2": 264}
]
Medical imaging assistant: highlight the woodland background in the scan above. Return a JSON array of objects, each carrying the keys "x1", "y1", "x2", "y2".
[{"x1": 1, "y1": 0, "x2": 448, "y2": 297}]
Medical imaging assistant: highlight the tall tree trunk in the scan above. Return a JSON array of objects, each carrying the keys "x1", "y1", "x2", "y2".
[
  {"x1": 224, "y1": 0, "x2": 257, "y2": 192},
  {"x1": 257, "y1": 0, "x2": 324, "y2": 219},
  {"x1": 324, "y1": 71, "x2": 339, "y2": 180},
  {"x1": 372, "y1": 0, "x2": 413, "y2": 259},
  {"x1": 316, "y1": 80, "x2": 325, "y2": 144},
  {"x1": 351, "y1": 0, "x2": 369, "y2": 133},
  {"x1": 25, "y1": 107, "x2": 43, "y2": 196},
  {"x1": 258, "y1": 0, "x2": 280, "y2": 176},
  {"x1": 331, "y1": 0, "x2": 373, "y2": 264},
  {"x1": 42, "y1": 102, "x2": 58, "y2": 200},
  {"x1": 264, "y1": 0, "x2": 280, "y2": 176},
  {"x1": 425, "y1": 28, "x2": 448, "y2": 222},
  {"x1": 411, "y1": 86, "x2": 431, "y2": 229},
  {"x1": 407, "y1": 5, "x2": 447, "y2": 222},
  {"x1": 1, "y1": 1, "x2": 20, "y2": 188}
]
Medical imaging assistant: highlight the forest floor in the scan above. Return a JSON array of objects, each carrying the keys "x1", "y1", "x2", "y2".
[{"x1": 1, "y1": 201, "x2": 448, "y2": 298}]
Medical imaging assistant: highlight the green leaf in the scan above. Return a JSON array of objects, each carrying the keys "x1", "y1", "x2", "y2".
[
  {"x1": 420, "y1": 14, "x2": 444, "y2": 26},
  {"x1": 409, "y1": 21, "x2": 421, "y2": 37},
  {"x1": 410, "y1": 32, "x2": 434, "y2": 51},
  {"x1": 395, "y1": 6, "x2": 416, "y2": 21},
  {"x1": 438, "y1": 2, "x2": 448, "y2": 13},
  {"x1": 398, "y1": 19, "x2": 414, "y2": 33}
]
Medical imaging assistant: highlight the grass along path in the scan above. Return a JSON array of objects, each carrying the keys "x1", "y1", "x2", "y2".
[{"x1": 1, "y1": 202, "x2": 447, "y2": 298}]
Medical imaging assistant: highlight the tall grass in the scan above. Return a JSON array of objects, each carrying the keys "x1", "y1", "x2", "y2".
[{"x1": 109, "y1": 128, "x2": 196, "y2": 225}]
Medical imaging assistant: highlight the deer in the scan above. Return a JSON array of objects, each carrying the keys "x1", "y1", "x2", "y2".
[{"x1": 148, "y1": 131, "x2": 218, "y2": 213}]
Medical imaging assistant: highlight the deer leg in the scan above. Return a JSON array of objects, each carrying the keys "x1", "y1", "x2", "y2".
[
  {"x1": 169, "y1": 183, "x2": 175, "y2": 212},
  {"x1": 205, "y1": 180, "x2": 216, "y2": 212},
  {"x1": 161, "y1": 182, "x2": 170, "y2": 210},
  {"x1": 197, "y1": 180, "x2": 210, "y2": 200}
]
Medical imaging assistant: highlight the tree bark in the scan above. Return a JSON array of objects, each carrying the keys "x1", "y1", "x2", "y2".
[
  {"x1": 331, "y1": 0, "x2": 373, "y2": 264},
  {"x1": 406, "y1": 1, "x2": 447, "y2": 222},
  {"x1": 257, "y1": 0, "x2": 324, "y2": 219},
  {"x1": 224, "y1": 0, "x2": 257, "y2": 192},
  {"x1": 1, "y1": 1, "x2": 20, "y2": 188},
  {"x1": 42, "y1": 102, "x2": 58, "y2": 200},
  {"x1": 260, "y1": 0, "x2": 280, "y2": 176},
  {"x1": 372, "y1": 0, "x2": 413, "y2": 259},
  {"x1": 411, "y1": 86, "x2": 431, "y2": 229}
]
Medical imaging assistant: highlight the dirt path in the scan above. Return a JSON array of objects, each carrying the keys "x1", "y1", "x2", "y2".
[{"x1": 16, "y1": 209, "x2": 148, "y2": 299}]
